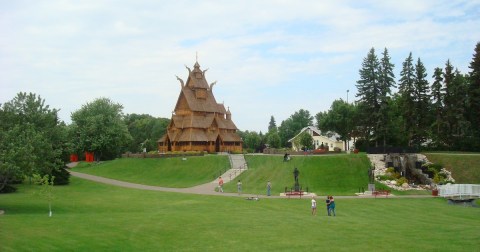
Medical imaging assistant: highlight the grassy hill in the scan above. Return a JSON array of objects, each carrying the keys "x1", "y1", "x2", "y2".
[
  {"x1": 71, "y1": 155, "x2": 230, "y2": 188},
  {"x1": 1, "y1": 177, "x2": 479, "y2": 251},
  {"x1": 224, "y1": 154, "x2": 371, "y2": 195},
  {"x1": 424, "y1": 153, "x2": 480, "y2": 184}
]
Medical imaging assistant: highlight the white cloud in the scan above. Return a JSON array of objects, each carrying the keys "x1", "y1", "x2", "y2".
[{"x1": 1, "y1": 0, "x2": 480, "y2": 131}]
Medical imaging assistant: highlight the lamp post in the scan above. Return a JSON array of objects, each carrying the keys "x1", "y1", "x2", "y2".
[{"x1": 346, "y1": 89, "x2": 350, "y2": 152}]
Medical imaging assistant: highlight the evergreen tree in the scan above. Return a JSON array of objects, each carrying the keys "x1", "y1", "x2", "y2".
[
  {"x1": 412, "y1": 58, "x2": 431, "y2": 147},
  {"x1": 268, "y1": 116, "x2": 277, "y2": 132},
  {"x1": 430, "y1": 67, "x2": 445, "y2": 147},
  {"x1": 398, "y1": 52, "x2": 416, "y2": 146},
  {"x1": 378, "y1": 48, "x2": 396, "y2": 147},
  {"x1": 355, "y1": 48, "x2": 381, "y2": 146},
  {"x1": 467, "y1": 42, "x2": 480, "y2": 150}
]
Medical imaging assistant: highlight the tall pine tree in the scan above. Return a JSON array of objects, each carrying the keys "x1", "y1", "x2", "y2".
[
  {"x1": 430, "y1": 67, "x2": 445, "y2": 147},
  {"x1": 398, "y1": 52, "x2": 416, "y2": 146},
  {"x1": 355, "y1": 48, "x2": 381, "y2": 146},
  {"x1": 378, "y1": 48, "x2": 396, "y2": 147},
  {"x1": 412, "y1": 58, "x2": 430, "y2": 147},
  {"x1": 467, "y1": 42, "x2": 480, "y2": 150}
]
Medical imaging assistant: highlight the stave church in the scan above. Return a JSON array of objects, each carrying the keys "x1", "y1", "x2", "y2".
[{"x1": 157, "y1": 61, "x2": 243, "y2": 153}]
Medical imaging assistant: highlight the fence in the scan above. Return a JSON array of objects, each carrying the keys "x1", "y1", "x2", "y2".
[
  {"x1": 438, "y1": 184, "x2": 480, "y2": 199},
  {"x1": 121, "y1": 152, "x2": 204, "y2": 158}
]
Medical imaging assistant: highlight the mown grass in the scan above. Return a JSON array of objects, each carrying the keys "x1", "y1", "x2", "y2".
[
  {"x1": 423, "y1": 153, "x2": 480, "y2": 184},
  {"x1": 71, "y1": 155, "x2": 229, "y2": 187},
  {"x1": 1, "y1": 177, "x2": 479, "y2": 251},
  {"x1": 224, "y1": 154, "x2": 371, "y2": 195}
]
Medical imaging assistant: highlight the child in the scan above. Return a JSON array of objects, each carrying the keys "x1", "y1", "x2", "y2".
[{"x1": 311, "y1": 196, "x2": 317, "y2": 216}]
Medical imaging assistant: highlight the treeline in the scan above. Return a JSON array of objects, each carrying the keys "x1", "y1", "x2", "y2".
[
  {"x1": 242, "y1": 42, "x2": 480, "y2": 152},
  {"x1": 0, "y1": 95, "x2": 169, "y2": 192}
]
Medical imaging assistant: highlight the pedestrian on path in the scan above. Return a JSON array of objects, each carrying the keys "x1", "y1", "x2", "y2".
[
  {"x1": 326, "y1": 196, "x2": 331, "y2": 216},
  {"x1": 266, "y1": 181, "x2": 271, "y2": 196},
  {"x1": 218, "y1": 176, "x2": 224, "y2": 193},
  {"x1": 328, "y1": 196, "x2": 336, "y2": 216},
  {"x1": 311, "y1": 196, "x2": 317, "y2": 216},
  {"x1": 237, "y1": 180, "x2": 242, "y2": 195}
]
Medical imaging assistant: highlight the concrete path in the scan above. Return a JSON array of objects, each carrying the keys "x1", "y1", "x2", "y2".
[{"x1": 67, "y1": 156, "x2": 436, "y2": 199}]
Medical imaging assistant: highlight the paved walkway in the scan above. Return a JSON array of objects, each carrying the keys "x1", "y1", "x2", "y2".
[{"x1": 67, "y1": 155, "x2": 436, "y2": 199}]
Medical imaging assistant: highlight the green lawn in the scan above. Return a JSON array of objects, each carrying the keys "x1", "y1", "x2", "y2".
[
  {"x1": 71, "y1": 155, "x2": 230, "y2": 187},
  {"x1": 423, "y1": 153, "x2": 480, "y2": 184},
  {"x1": 224, "y1": 154, "x2": 371, "y2": 195},
  {"x1": 1, "y1": 177, "x2": 479, "y2": 251}
]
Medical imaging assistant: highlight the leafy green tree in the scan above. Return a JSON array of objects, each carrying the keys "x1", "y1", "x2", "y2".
[
  {"x1": 33, "y1": 174, "x2": 55, "y2": 217},
  {"x1": 0, "y1": 92, "x2": 66, "y2": 192},
  {"x1": 278, "y1": 109, "x2": 313, "y2": 147},
  {"x1": 298, "y1": 131, "x2": 314, "y2": 150},
  {"x1": 317, "y1": 99, "x2": 356, "y2": 150},
  {"x1": 266, "y1": 130, "x2": 281, "y2": 149},
  {"x1": 239, "y1": 130, "x2": 263, "y2": 152},
  {"x1": 124, "y1": 114, "x2": 169, "y2": 152},
  {"x1": 71, "y1": 98, "x2": 132, "y2": 161},
  {"x1": 467, "y1": 42, "x2": 480, "y2": 150},
  {"x1": 355, "y1": 47, "x2": 381, "y2": 146}
]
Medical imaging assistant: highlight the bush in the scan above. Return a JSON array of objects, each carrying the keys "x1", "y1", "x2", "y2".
[
  {"x1": 396, "y1": 177, "x2": 408, "y2": 185},
  {"x1": 51, "y1": 167, "x2": 70, "y2": 185},
  {"x1": 0, "y1": 184, "x2": 17, "y2": 193},
  {"x1": 376, "y1": 175, "x2": 393, "y2": 181}
]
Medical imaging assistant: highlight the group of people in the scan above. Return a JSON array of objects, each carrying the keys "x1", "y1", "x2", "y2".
[
  {"x1": 217, "y1": 176, "x2": 272, "y2": 196},
  {"x1": 219, "y1": 177, "x2": 336, "y2": 217},
  {"x1": 311, "y1": 195, "x2": 336, "y2": 216}
]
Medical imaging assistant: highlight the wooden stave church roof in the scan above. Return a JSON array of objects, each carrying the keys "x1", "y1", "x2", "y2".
[{"x1": 158, "y1": 61, "x2": 242, "y2": 144}]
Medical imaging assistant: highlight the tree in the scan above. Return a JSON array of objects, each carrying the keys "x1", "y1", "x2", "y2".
[
  {"x1": 298, "y1": 131, "x2": 314, "y2": 150},
  {"x1": 33, "y1": 174, "x2": 55, "y2": 217},
  {"x1": 268, "y1": 116, "x2": 277, "y2": 132},
  {"x1": 317, "y1": 99, "x2": 356, "y2": 150},
  {"x1": 430, "y1": 67, "x2": 445, "y2": 146},
  {"x1": 278, "y1": 109, "x2": 313, "y2": 147},
  {"x1": 239, "y1": 130, "x2": 264, "y2": 152},
  {"x1": 378, "y1": 48, "x2": 396, "y2": 147},
  {"x1": 124, "y1": 114, "x2": 169, "y2": 153},
  {"x1": 467, "y1": 42, "x2": 480, "y2": 150},
  {"x1": 0, "y1": 92, "x2": 67, "y2": 192},
  {"x1": 441, "y1": 61, "x2": 470, "y2": 148},
  {"x1": 71, "y1": 98, "x2": 132, "y2": 161},
  {"x1": 398, "y1": 52, "x2": 416, "y2": 146},
  {"x1": 412, "y1": 58, "x2": 431, "y2": 147},
  {"x1": 355, "y1": 47, "x2": 381, "y2": 146}
]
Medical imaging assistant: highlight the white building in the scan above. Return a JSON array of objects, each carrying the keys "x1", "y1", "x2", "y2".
[{"x1": 288, "y1": 126, "x2": 346, "y2": 151}]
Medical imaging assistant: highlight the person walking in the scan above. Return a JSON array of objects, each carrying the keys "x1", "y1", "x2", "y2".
[
  {"x1": 266, "y1": 181, "x2": 271, "y2": 196},
  {"x1": 237, "y1": 180, "x2": 242, "y2": 195},
  {"x1": 328, "y1": 196, "x2": 336, "y2": 216},
  {"x1": 311, "y1": 196, "x2": 317, "y2": 216},
  {"x1": 218, "y1": 176, "x2": 224, "y2": 193},
  {"x1": 326, "y1": 196, "x2": 331, "y2": 216}
]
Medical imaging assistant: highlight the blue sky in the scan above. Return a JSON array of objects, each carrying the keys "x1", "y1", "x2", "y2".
[{"x1": 1, "y1": 1, "x2": 479, "y2": 132}]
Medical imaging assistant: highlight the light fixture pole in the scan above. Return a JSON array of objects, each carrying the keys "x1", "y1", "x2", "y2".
[{"x1": 347, "y1": 89, "x2": 349, "y2": 103}]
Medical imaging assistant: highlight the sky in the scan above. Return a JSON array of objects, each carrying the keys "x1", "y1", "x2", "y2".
[{"x1": 1, "y1": 1, "x2": 479, "y2": 132}]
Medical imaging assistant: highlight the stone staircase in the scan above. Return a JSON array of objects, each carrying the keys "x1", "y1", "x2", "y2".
[{"x1": 218, "y1": 153, "x2": 248, "y2": 183}]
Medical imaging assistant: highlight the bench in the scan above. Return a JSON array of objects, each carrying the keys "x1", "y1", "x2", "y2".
[
  {"x1": 372, "y1": 190, "x2": 391, "y2": 198},
  {"x1": 286, "y1": 191, "x2": 305, "y2": 198}
]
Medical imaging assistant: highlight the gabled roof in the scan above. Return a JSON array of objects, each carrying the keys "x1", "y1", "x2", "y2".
[{"x1": 288, "y1": 126, "x2": 341, "y2": 143}]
